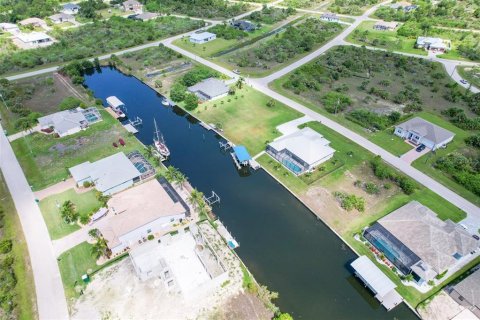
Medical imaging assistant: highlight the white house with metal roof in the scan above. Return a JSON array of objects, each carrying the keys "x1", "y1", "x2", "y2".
[
  {"x1": 187, "y1": 78, "x2": 229, "y2": 101},
  {"x1": 49, "y1": 13, "x2": 75, "y2": 24},
  {"x1": 416, "y1": 36, "x2": 450, "y2": 52},
  {"x1": 15, "y1": 32, "x2": 53, "y2": 48},
  {"x1": 69, "y1": 152, "x2": 141, "y2": 195},
  {"x1": 266, "y1": 127, "x2": 335, "y2": 175},
  {"x1": 351, "y1": 256, "x2": 403, "y2": 311},
  {"x1": 38, "y1": 108, "x2": 88, "y2": 137},
  {"x1": 189, "y1": 31, "x2": 216, "y2": 44},
  {"x1": 394, "y1": 117, "x2": 455, "y2": 150},
  {"x1": 0, "y1": 23, "x2": 20, "y2": 34}
]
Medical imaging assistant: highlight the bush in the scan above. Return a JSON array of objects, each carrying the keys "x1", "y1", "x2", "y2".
[
  {"x1": 208, "y1": 24, "x2": 248, "y2": 40},
  {"x1": 364, "y1": 182, "x2": 380, "y2": 195},
  {"x1": 83, "y1": 181, "x2": 92, "y2": 188},
  {"x1": 370, "y1": 156, "x2": 417, "y2": 194},
  {"x1": 147, "y1": 234, "x2": 154, "y2": 240},
  {"x1": 0, "y1": 240, "x2": 13, "y2": 254},
  {"x1": 465, "y1": 134, "x2": 480, "y2": 148},
  {"x1": 333, "y1": 191, "x2": 365, "y2": 212},
  {"x1": 170, "y1": 83, "x2": 187, "y2": 102},
  {"x1": 58, "y1": 97, "x2": 86, "y2": 111},
  {"x1": 321, "y1": 91, "x2": 351, "y2": 113},
  {"x1": 184, "y1": 93, "x2": 199, "y2": 111}
]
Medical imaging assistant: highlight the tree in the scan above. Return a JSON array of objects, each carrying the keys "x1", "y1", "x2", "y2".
[
  {"x1": 235, "y1": 77, "x2": 245, "y2": 89},
  {"x1": 321, "y1": 91, "x2": 351, "y2": 114},
  {"x1": 188, "y1": 188, "x2": 204, "y2": 209},
  {"x1": 266, "y1": 99, "x2": 276, "y2": 108},
  {"x1": 274, "y1": 313, "x2": 293, "y2": 320},
  {"x1": 175, "y1": 172, "x2": 187, "y2": 189},
  {"x1": 170, "y1": 83, "x2": 186, "y2": 102},
  {"x1": 184, "y1": 92, "x2": 199, "y2": 111},
  {"x1": 91, "y1": 237, "x2": 110, "y2": 260},
  {"x1": 60, "y1": 200, "x2": 79, "y2": 223},
  {"x1": 88, "y1": 228, "x2": 100, "y2": 240},
  {"x1": 154, "y1": 79, "x2": 163, "y2": 89},
  {"x1": 164, "y1": 166, "x2": 180, "y2": 183}
]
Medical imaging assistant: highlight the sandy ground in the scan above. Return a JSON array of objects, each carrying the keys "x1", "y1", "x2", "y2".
[
  {"x1": 300, "y1": 164, "x2": 399, "y2": 235},
  {"x1": 71, "y1": 222, "x2": 271, "y2": 320},
  {"x1": 418, "y1": 292, "x2": 468, "y2": 320}
]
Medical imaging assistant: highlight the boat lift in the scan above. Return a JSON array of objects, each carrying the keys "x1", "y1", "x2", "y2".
[
  {"x1": 219, "y1": 141, "x2": 233, "y2": 152},
  {"x1": 129, "y1": 116, "x2": 143, "y2": 127},
  {"x1": 204, "y1": 191, "x2": 220, "y2": 206}
]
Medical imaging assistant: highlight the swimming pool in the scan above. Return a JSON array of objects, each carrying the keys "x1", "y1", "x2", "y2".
[
  {"x1": 134, "y1": 162, "x2": 147, "y2": 173},
  {"x1": 282, "y1": 159, "x2": 302, "y2": 174}
]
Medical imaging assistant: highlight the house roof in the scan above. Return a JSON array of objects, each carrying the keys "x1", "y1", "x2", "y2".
[
  {"x1": 16, "y1": 31, "x2": 51, "y2": 43},
  {"x1": 37, "y1": 108, "x2": 86, "y2": 135},
  {"x1": 321, "y1": 13, "x2": 338, "y2": 19},
  {"x1": 0, "y1": 23, "x2": 19, "y2": 30},
  {"x1": 49, "y1": 13, "x2": 74, "y2": 21},
  {"x1": 62, "y1": 3, "x2": 80, "y2": 10},
  {"x1": 416, "y1": 36, "x2": 448, "y2": 46},
  {"x1": 396, "y1": 117, "x2": 455, "y2": 145},
  {"x1": 187, "y1": 77, "x2": 229, "y2": 98},
  {"x1": 378, "y1": 201, "x2": 477, "y2": 274},
  {"x1": 268, "y1": 127, "x2": 335, "y2": 165},
  {"x1": 351, "y1": 256, "x2": 397, "y2": 298},
  {"x1": 374, "y1": 21, "x2": 398, "y2": 29},
  {"x1": 106, "y1": 96, "x2": 125, "y2": 109},
  {"x1": 452, "y1": 269, "x2": 480, "y2": 308},
  {"x1": 123, "y1": 0, "x2": 142, "y2": 6},
  {"x1": 69, "y1": 152, "x2": 140, "y2": 192},
  {"x1": 19, "y1": 17, "x2": 46, "y2": 26},
  {"x1": 233, "y1": 20, "x2": 255, "y2": 30},
  {"x1": 189, "y1": 31, "x2": 216, "y2": 41},
  {"x1": 99, "y1": 179, "x2": 187, "y2": 248}
]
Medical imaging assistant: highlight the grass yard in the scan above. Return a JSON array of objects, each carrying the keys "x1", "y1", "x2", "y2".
[
  {"x1": 192, "y1": 87, "x2": 302, "y2": 155},
  {"x1": 57, "y1": 242, "x2": 98, "y2": 299},
  {"x1": 11, "y1": 108, "x2": 146, "y2": 190},
  {"x1": 0, "y1": 172, "x2": 37, "y2": 320},
  {"x1": 346, "y1": 21, "x2": 427, "y2": 56},
  {"x1": 369, "y1": 128, "x2": 413, "y2": 156},
  {"x1": 39, "y1": 189, "x2": 102, "y2": 240},
  {"x1": 411, "y1": 112, "x2": 480, "y2": 207}
]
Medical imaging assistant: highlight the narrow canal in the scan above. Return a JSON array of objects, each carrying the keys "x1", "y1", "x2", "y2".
[{"x1": 84, "y1": 67, "x2": 418, "y2": 320}]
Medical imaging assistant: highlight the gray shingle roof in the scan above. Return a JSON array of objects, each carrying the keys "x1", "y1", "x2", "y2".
[
  {"x1": 396, "y1": 117, "x2": 455, "y2": 144},
  {"x1": 188, "y1": 78, "x2": 229, "y2": 99},
  {"x1": 453, "y1": 269, "x2": 480, "y2": 308}
]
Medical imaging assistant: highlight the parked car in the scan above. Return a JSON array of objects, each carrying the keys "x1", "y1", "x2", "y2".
[
  {"x1": 233, "y1": 69, "x2": 241, "y2": 74},
  {"x1": 460, "y1": 79, "x2": 468, "y2": 85},
  {"x1": 415, "y1": 144, "x2": 426, "y2": 152},
  {"x1": 473, "y1": 234, "x2": 480, "y2": 240}
]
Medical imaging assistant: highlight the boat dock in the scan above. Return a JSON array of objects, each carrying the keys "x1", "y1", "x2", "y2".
[
  {"x1": 231, "y1": 145, "x2": 252, "y2": 170},
  {"x1": 249, "y1": 159, "x2": 261, "y2": 170},
  {"x1": 123, "y1": 123, "x2": 138, "y2": 134},
  {"x1": 216, "y1": 220, "x2": 239, "y2": 249},
  {"x1": 199, "y1": 122, "x2": 212, "y2": 130},
  {"x1": 105, "y1": 107, "x2": 120, "y2": 119}
]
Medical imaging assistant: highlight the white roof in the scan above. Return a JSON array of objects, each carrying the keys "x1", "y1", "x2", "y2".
[
  {"x1": 106, "y1": 96, "x2": 125, "y2": 109},
  {"x1": 69, "y1": 152, "x2": 140, "y2": 192},
  {"x1": 49, "y1": 13, "x2": 74, "y2": 21},
  {"x1": 189, "y1": 31, "x2": 215, "y2": 41},
  {"x1": 16, "y1": 32, "x2": 51, "y2": 43},
  {"x1": 0, "y1": 23, "x2": 19, "y2": 30},
  {"x1": 351, "y1": 256, "x2": 397, "y2": 298},
  {"x1": 19, "y1": 17, "x2": 46, "y2": 26},
  {"x1": 187, "y1": 77, "x2": 229, "y2": 98},
  {"x1": 268, "y1": 127, "x2": 335, "y2": 165},
  {"x1": 37, "y1": 108, "x2": 86, "y2": 135}
]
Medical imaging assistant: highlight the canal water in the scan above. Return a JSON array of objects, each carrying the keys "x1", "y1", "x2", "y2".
[{"x1": 84, "y1": 67, "x2": 418, "y2": 320}]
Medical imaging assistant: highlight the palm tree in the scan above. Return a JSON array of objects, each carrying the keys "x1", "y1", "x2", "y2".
[
  {"x1": 175, "y1": 172, "x2": 187, "y2": 189},
  {"x1": 164, "y1": 166, "x2": 179, "y2": 183},
  {"x1": 88, "y1": 228, "x2": 100, "y2": 240},
  {"x1": 145, "y1": 145, "x2": 155, "y2": 159},
  {"x1": 236, "y1": 77, "x2": 245, "y2": 89},
  {"x1": 187, "y1": 188, "x2": 204, "y2": 209},
  {"x1": 91, "y1": 237, "x2": 110, "y2": 260}
]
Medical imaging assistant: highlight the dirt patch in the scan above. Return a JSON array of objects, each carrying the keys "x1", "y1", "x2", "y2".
[
  {"x1": 418, "y1": 291, "x2": 466, "y2": 320},
  {"x1": 48, "y1": 137, "x2": 90, "y2": 155},
  {"x1": 205, "y1": 293, "x2": 274, "y2": 320},
  {"x1": 300, "y1": 164, "x2": 400, "y2": 235}
]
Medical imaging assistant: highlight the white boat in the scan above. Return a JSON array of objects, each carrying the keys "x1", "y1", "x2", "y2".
[
  {"x1": 106, "y1": 96, "x2": 126, "y2": 118},
  {"x1": 162, "y1": 99, "x2": 169, "y2": 106},
  {"x1": 153, "y1": 119, "x2": 170, "y2": 157}
]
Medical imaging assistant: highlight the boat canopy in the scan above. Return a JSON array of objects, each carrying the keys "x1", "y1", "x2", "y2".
[
  {"x1": 106, "y1": 96, "x2": 125, "y2": 108},
  {"x1": 233, "y1": 146, "x2": 251, "y2": 163}
]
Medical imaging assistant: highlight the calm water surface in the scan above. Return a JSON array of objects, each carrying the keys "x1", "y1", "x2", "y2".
[{"x1": 84, "y1": 67, "x2": 418, "y2": 320}]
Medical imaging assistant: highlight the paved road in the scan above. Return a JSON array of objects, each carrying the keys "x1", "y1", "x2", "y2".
[{"x1": 0, "y1": 124, "x2": 69, "y2": 320}]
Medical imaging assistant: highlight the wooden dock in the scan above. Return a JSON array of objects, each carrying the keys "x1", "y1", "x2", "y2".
[
  {"x1": 105, "y1": 107, "x2": 120, "y2": 119},
  {"x1": 123, "y1": 123, "x2": 138, "y2": 134}
]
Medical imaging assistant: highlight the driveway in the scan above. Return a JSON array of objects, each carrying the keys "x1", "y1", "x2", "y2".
[
  {"x1": 400, "y1": 146, "x2": 430, "y2": 165},
  {"x1": 276, "y1": 115, "x2": 313, "y2": 136}
]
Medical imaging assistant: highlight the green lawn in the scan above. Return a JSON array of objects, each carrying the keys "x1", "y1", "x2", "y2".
[
  {"x1": 11, "y1": 108, "x2": 146, "y2": 191},
  {"x1": 411, "y1": 112, "x2": 480, "y2": 207},
  {"x1": 0, "y1": 172, "x2": 37, "y2": 320},
  {"x1": 369, "y1": 128, "x2": 413, "y2": 157},
  {"x1": 345, "y1": 21, "x2": 427, "y2": 56},
  {"x1": 57, "y1": 242, "x2": 98, "y2": 299},
  {"x1": 192, "y1": 87, "x2": 303, "y2": 155},
  {"x1": 39, "y1": 189, "x2": 102, "y2": 240}
]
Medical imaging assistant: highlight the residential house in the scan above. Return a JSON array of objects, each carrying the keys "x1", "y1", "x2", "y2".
[
  {"x1": 448, "y1": 269, "x2": 480, "y2": 318},
  {"x1": 351, "y1": 256, "x2": 403, "y2": 311},
  {"x1": 363, "y1": 201, "x2": 478, "y2": 284},
  {"x1": 0, "y1": 23, "x2": 20, "y2": 34},
  {"x1": 131, "y1": 12, "x2": 158, "y2": 21},
  {"x1": 389, "y1": 1, "x2": 418, "y2": 11},
  {"x1": 98, "y1": 178, "x2": 190, "y2": 255},
  {"x1": 231, "y1": 20, "x2": 256, "y2": 32},
  {"x1": 38, "y1": 107, "x2": 90, "y2": 137},
  {"x1": 189, "y1": 31, "x2": 216, "y2": 44},
  {"x1": 416, "y1": 36, "x2": 450, "y2": 52},
  {"x1": 123, "y1": 0, "x2": 143, "y2": 13},
  {"x1": 61, "y1": 3, "x2": 81, "y2": 15},
  {"x1": 394, "y1": 117, "x2": 455, "y2": 150},
  {"x1": 18, "y1": 17, "x2": 47, "y2": 28},
  {"x1": 320, "y1": 13, "x2": 339, "y2": 23},
  {"x1": 373, "y1": 21, "x2": 398, "y2": 31},
  {"x1": 49, "y1": 13, "x2": 75, "y2": 24},
  {"x1": 69, "y1": 152, "x2": 142, "y2": 195},
  {"x1": 266, "y1": 127, "x2": 335, "y2": 175},
  {"x1": 187, "y1": 77, "x2": 229, "y2": 101},
  {"x1": 14, "y1": 31, "x2": 53, "y2": 48}
]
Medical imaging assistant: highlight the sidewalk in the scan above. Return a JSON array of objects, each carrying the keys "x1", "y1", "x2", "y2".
[{"x1": 7, "y1": 125, "x2": 40, "y2": 142}]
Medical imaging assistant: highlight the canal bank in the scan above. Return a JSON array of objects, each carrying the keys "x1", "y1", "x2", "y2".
[{"x1": 84, "y1": 67, "x2": 418, "y2": 320}]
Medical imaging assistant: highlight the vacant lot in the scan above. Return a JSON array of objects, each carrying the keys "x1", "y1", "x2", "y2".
[
  {"x1": 192, "y1": 86, "x2": 302, "y2": 155},
  {"x1": 219, "y1": 18, "x2": 343, "y2": 77},
  {"x1": 11, "y1": 108, "x2": 146, "y2": 190},
  {"x1": 281, "y1": 0, "x2": 330, "y2": 9},
  {"x1": 0, "y1": 172, "x2": 37, "y2": 320},
  {"x1": 39, "y1": 189, "x2": 102, "y2": 240},
  {"x1": 272, "y1": 46, "x2": 472, "y2": 134},
  {"x1": 327, "y1": 0, "x2": 379, "y2": 15},
  {"x1": 347, "y1": 21, "x2": 480, "y2": 62}
]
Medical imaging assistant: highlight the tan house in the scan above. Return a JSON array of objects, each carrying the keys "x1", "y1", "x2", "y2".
[{"x1": 18, "y1": 17, "x2": 47, "y2": 28}]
